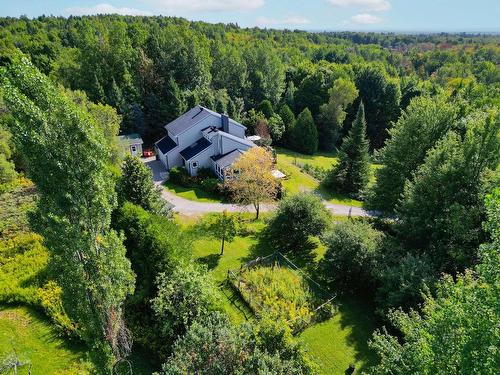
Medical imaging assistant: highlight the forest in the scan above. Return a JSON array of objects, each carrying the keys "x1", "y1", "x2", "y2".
[{"x1": 0, "y1": 14, "x2": 499, "y2": 375}]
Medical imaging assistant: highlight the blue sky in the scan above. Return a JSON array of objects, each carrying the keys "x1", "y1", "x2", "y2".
[{"x1": 2, "y1": 0, "x2": 499, "y2": 32}]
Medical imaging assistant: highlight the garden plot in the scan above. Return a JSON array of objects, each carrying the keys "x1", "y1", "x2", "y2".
[{"x1": 228, "y1": 252, "x2": 335, "y2": 332}]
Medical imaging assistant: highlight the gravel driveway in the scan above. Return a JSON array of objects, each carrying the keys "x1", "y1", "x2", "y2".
[{"x1": 145, "y1": 158, "x2": 375, "y2": 217}]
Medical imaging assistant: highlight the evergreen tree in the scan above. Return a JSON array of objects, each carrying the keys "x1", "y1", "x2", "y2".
[
  {"x1": 327, "y1": 102, "x2": 370, "y2": 194},
  {"x1": 108, "y1": 77, "x2": 125, "y2": 113},
  {"x1": 278, "y1": 104, "x2": 296, "y2": 147},
  {"x1": 163, "y1": 78, "x2": 186, "y2": 122},
  {"x1": 292, "y1": 108, "x2": 318, "y2": 155},
  {"x1": 284, "y1": 80, "x2": 296, "y2": 111},
  {"x1": 257, "y1": 99, "x2": 274, "y2": 119},
  {"x1": 117, "y1": 155, "x2": 163, "y2": 213}
]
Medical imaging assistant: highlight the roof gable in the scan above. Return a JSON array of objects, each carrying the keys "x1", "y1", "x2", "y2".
[
  {"x1": 179, "y1": 137, "x2": 212, "y2": 161},
  {"x1": 165, "y1": 106, "x2": 246, "y2": 136},
  {"x1": 212, "y1": 149, "x2": 244, "y2": 169},
  {"x1": 155, "y1": 135, "x2": 177, "y2": 154}
]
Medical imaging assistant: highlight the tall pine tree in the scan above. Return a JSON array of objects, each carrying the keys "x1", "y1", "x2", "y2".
[{"x1": 327, "y1": 102, "x2": 370, "y2": 194}]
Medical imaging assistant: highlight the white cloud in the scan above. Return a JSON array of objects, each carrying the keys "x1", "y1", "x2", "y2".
[
  {"x1": 329, "y1": 0, "x2": 390, "y2": 12},
  {"x1": 144, "y1": 0, "x2": 265, "y2": 12},
  {"x1": 256, "y1": 15, "x2": 310, "y2": 27},
  {"x1": 64, "y1": 3, "x2": 152, "y2": 16},
  {"x1": 350, "y1": 13, "x2": 384, "y2": 24}
]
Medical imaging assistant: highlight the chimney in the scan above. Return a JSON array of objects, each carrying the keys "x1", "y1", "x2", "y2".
[{"x1": 221, "y1": 113, "x2": 229, "y2": 133}]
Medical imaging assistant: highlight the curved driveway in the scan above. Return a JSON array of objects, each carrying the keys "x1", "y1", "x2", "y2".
[{"x1": 146, "y1": 158, "x2": 375, "y2": 217}]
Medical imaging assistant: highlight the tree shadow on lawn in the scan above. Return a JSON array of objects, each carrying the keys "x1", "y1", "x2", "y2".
[
  {"x1": 336, "y1": 296, "x2": 379, "y2": 373},
  {"x1": 198, "y1": 253, "x2": 221, "y2": 270},
  {"x1": 242, "y1": 230, "x2": 319, "y2": 275}
]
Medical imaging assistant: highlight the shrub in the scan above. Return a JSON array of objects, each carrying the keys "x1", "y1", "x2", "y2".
[
  {"x1": 159, "y1": 312, "x2": 316, "y2": 375},
  {"x1": 152, "y1": 263, "x2": 218, "y2": 359},
  {"x1": 200, "y1": 177, "x2": 220, "y2": 194},
  {"x1": 300, "y1": 163, "x2": 328, "y2": 181},
  {"x1": 265, "y1": 192, "x2": 331, "y2": 253},
  {"x1": 320, "y1": 220, "x2": 384, "y2": 293},
  {"x1": 168, "y1": 166, "x2": 190, "y2": 185},
  {"x1": 375, "y1": 253, "x2": 437, "y2": 314},
  {"x1": 113, "y1": 202, "x2": 190, "y2": 354}
]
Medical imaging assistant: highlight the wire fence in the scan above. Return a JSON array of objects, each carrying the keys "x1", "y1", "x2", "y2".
[{"x1": 227, "y1": 251, "x2": 336, "y2": 334}]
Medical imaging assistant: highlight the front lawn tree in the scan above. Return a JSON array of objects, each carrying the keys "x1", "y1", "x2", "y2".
[
  {"x1": 208, "y1": 211, "x2": 238, "y2": 255},
  {"x1": 265, "y1": 192, "x2": 331, "y2": 253},
  {"x1": 326, "y1": 102, "x2": 370, "y2": 195},
  {"x1": 1, "y1": 56, "x2": 135, "y2": 371},
  {"x1": 225, "y1": 147, "x2": 278, "y2": 219}
]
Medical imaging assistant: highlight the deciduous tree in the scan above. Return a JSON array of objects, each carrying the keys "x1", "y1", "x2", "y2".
[
  {"x1": 317, "y1": 78, "x2": 358, "y2": 151},
  {"x1": 1, "y1": 56, "x2": 135, "y2": 370},
  {"x1": 207, "y1": 211, "x2": 238, "y2": 255},
  {"x1": 367, "y1": 95, "x2": 458, "y2": 213},
  {"x1": 265, "y1": 192, "x2": 331, "y2": 253},
  {"x1": 225, "y1": 147, "x2": 278, "y2": 219}
]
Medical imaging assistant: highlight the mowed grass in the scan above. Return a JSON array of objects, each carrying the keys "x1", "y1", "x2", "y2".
[
  {"x1": 299, "y1": 299, "x2": 377, "y2": 374},
  {"x1": 276, "y1": 147, "x2": 381, "y2": 208},
  {"x1": 0, "y1": 305, "x2": 90, "y2": 374},
  {"x1": 163, "y1": 180, "x2": 222, "y2": 203},
  {"x1": 180, "y1": 213, "x2": 377, "y2": 374}
]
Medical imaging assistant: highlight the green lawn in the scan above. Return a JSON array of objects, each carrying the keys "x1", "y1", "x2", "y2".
[
  {"x1": 182, "y1": 213, "x2": 377, "y2": 374},
  {"x1": 0, "y1": 305, "x2": 154, "y2": 375},
  {"x1": 299, "y1": 300, "x2": 377, "y2": 374},
  {"x1": 0, "y1": 305, "x2": 90, "y2": 374},
  {"x1": 275, "y1": 147, "x2": 381, "y2": 208},
  {"x1": 163, "y1": 180, "x2": 222, "y2": 203},
  {"x1": 162, "y1": 148, "x2": 380, "y2": 209},
  {"x1": 275, "y1": 147, "x2": 340, "y2": 170}
]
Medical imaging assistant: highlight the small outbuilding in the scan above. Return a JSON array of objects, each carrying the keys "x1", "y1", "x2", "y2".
[{"x1": 118, "y1": 133, "x2": 144, "y2": 157}]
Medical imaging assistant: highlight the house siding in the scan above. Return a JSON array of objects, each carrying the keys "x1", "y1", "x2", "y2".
[
  {"x1": 228, "y1": 122, "x2": 245, "y2": 138},
  {"x1": 220, "y1": 136, "x2": 253, "y2": 154},
  {"x1": 187, "y1": 144, "x2": 215, "y2": 176}
]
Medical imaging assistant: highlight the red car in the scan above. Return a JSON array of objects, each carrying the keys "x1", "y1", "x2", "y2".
[{"x1": 143, "y1": 149, "x2": 154, "y2": 157}]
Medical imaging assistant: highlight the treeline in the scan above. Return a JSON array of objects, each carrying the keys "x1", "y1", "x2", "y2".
[{"x1": 0, "y1": 15, "x2": 498, "y2": 151}]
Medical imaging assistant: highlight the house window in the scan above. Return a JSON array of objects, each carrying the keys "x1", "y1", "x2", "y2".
[{"x1": 192, "y1": 161, "x2": 198, "y2": 169}]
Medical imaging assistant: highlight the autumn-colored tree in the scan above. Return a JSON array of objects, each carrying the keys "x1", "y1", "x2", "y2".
[{"x1": 225, "y1": 147, "x2": 278, "y2": 219}]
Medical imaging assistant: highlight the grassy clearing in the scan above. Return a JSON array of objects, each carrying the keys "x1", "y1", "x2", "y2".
[
  {"x1": 0, "y1": 181, "x2": 154, "y2": 373},
  {"x1": 275, "y1": 147, "x2": 382, "y2": 208},
  {"x1": 162, "y1": 148, "x2": 379, "y2": 209},
  {"x1": 0, "y1": 305, "x2": 90, "y2": 374},
  {"x1": 181, "y1": 213, "x2": 376, "y2": 374},
  {"x1": 163, "y1": 180, "x2": 222, "y2": 203}
]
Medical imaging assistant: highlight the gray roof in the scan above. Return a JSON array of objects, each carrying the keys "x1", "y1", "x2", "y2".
[
  {"x1": 165, "y1": 105, "x2": 246, "y2": 136},
  {"x1": 212, "y1": 149, "x2": 244, "y2": 169},
  {"x1": 179, "y1": 137, "x2": 212, "y2": 161},
  {"x1": 219, "y1": 131, "x2": 255, "y2": 148},
  {"x1": 118, "y1": 133, "x2": 143, "y2": 146},
  {"x1": 155, "y1": 135, "x2": 177, "y2": 154}
]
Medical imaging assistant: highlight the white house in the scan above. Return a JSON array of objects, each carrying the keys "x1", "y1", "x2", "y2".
[{"x1": 154, "y1": 106, "x2": 255, "y2": 180}]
